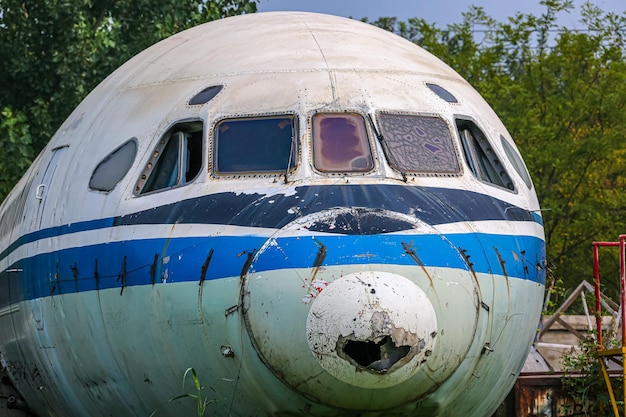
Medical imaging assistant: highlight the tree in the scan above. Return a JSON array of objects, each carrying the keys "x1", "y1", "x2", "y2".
[
  {"x1": 0, "y1": 0, "x2": 257, "y2": 200},
  {"x1": 368, "y1": 0, "x2": 626, "y2": 298}
]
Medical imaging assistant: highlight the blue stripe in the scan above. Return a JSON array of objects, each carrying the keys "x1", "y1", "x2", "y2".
[
  {"x1": 0, "y1": 184, "x2": 543, "y2": 262},
  {"x1": 0, "y1": 218, "x2": 114, "y2": 262},
  {"x1": 0, "y1": 184, "x2": 546, "y2": 309},
  {"x1": 0, "y1": 232, "x2": 545, "y2": 308}
]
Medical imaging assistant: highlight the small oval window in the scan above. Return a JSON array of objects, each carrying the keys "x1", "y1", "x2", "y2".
[
  {"x1": 189, "y1": 85, "x2": 223, "y2": 106},
  {"x1": 426, "y1": 83, "x2": 458, "y2": 103},
  {"x1": 89, "y1": 139, "x2": 137, "y2": 192},
  {"x1": 501, "y1": 135, "x2": 532, "y2": 189}
]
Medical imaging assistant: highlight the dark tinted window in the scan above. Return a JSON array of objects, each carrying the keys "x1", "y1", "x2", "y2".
[
  {"x1": 214, "y1": 116, "x2": 296, "y2": 174},
  {"x1": 426, "y1": 83, "x2": 458, "y2": 103},
  {"x1": 89, "y1": 139, "x2": 137, "y2": 192},
  {"x1": 189, "y1": 85, "x2": 223, "y2": 105}
]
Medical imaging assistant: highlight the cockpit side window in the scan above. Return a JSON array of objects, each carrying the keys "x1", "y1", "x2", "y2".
[
  {"x1": 312, "y1": 113, "x2": 373, "y2": 173},
  {"x1": 137, "y1": 121, "x2": 203, "y2": 194},
  {"x1": 213, "y1": 115, "x2": 297, "y2": 175},
  {"x1": 90, "y1": 139, "x2": 137, "y2": 192},
  {"x1": 378, "y1": 113, "x2": 460, "y2": 175},
  {"x1": 501, "y1": 135, "x2": 532, "y2": 189},
  {"x1": 457, "y1": 120, "x2": 514, "y2": 191}
]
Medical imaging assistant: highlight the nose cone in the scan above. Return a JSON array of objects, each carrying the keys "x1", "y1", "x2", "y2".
[
  {"x1": 306, "y1": 271, "x2": 437, "y2": 388},
  {"x1": 242, "y1": 208, "x2": 480, "y2": 410}
]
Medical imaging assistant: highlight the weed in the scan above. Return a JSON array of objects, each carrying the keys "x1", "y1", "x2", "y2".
[
  {"x1": 150, "y1": 367, "x2": 214, "y2": 417},
  {"x1": 561, "y1": 335, "x2": 623, "y2": 417}
]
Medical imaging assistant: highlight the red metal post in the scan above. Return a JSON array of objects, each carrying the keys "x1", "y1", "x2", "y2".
[
  {"x1": 622, "y1": 235, "x2": 626, "y2": 417},
  {"x1": 593, "y1": 243, "x2": 603, "y2": 347},
  {"x1": 592, "y1": 238, "x2": 625, "y2": 417},
  {"x1": 621, "y1": 235, "x2": 626, "y2": 349},
  {"x1": 593, "y1": 240, "x2": 622, "y2": 348}
]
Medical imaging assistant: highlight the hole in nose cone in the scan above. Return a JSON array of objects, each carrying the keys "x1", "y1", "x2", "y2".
[
  {"x1": 341, "y1": 336, "x2": 412, "y2": 373},
  {"x1": 306, "y1": 271, "x2": 438, "y2": 388}
]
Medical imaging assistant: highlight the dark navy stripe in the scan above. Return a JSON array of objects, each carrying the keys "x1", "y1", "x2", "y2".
[
  {"x1": 0, "y1": 218, "x2": 114, "y2": 262},
  {"x1": 113, "y1": 184, "x2": 541, "y2": 228},
  {"x1": 0, "y1": 232, "x2": 545, "y2": 309},
  {"x1": 0, "y1": 185, "x2": 541, "y2": 262}
]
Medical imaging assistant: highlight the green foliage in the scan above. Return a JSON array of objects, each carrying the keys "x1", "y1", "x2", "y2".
[
  {"x1": 0, "y1": 107, "x2": 33, "y2": 197},
  {"x1": 369, "y1": 0, "x2": 626, "y2": 298},
  {"x1": 150, "y1": 367, "x2": 215, "y2": 417},
  {"x1": 542, "y1": 267, "x2": 565, "y2": 316},
  {"x1": 0, "y1": 0, "x2": 257, "y2": 201},
  {"x1": 561, "y1": 335, "x2": 622, "y2": 416}
]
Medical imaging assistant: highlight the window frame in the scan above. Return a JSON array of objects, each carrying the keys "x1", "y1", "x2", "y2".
[
  {"x1": 376, "y1": 111, "x2": 462, "y2": 177},
  {"x1": 211, "y1": 114, "x2": 299, "y2": 178},
  {"x1": 456, "y1": 118, "x2": 516, "y2": 192},
  {"x1": 135, "y1": 120, "x2": 204, "y2": 195},
  {"x1": 310, "y1": 112, "x2": 376, "y2": 175}
]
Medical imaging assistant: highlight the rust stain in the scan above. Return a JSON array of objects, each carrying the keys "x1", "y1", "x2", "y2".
[
  {"x1": 50, "y1": 261, "x2": 60, "y2": 295},
  {"x1": 494, "y1": 247, "x2": 508, "y2": 278},
  {"x1": 239, "y1": 250, "x2": 256, "y2": 280},
  {"x1": 457, "y1": 247, "x2": 476, "y2": 277},
  {"x1": 457, "y1": 246, "x2": 485, "y2": 312},
  {"x1": 199, "y1": 249, "x2": 214, "y2": 287},
  {"x1": 402, "y1": 240, "x2": 433, "y2": 286},
  {"x1": 306, "y1": 240, "x2": 327, "y2": 288},
  {"x1": 70, "y1": 262, "x2": 79, "y2": 293},
  {"x1": 494, "y1": 247, "x2": 511, "y2": 302},
  {"x1": 198, "y1": 249, "x2": 214, "y2": 324},
  {"x1": 514, "y1": 374, "x2": 594, "y2": 417}
]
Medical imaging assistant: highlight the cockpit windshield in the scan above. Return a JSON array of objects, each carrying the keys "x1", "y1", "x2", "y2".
[
  {"x1": 312, "y1": 113, "x2": 374, "y2": 173},
  {"x1": 214, "y1": 116, "x2": 296, "y2": 174},
  {"x1": 378, "y1": 113, "x2": 460, "y2": 175}
]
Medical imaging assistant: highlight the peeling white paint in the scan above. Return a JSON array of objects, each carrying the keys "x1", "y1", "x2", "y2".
[
  {"x1": 306, "y1": 271, "x2": 437, "y2": 388},
  {"x1": 446, "y1": 281, "x2": 462, "y2": 291}
]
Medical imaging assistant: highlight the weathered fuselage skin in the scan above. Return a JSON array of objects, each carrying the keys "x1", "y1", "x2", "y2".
[{"x1": 0, "y1": 12, "x2": 545, "y2": 417}]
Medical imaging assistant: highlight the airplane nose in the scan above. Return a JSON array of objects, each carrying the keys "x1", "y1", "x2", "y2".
[
  {"x1": 242, "y1": 208, "x2": 480, "y2": 410},
  {"x1": 306, "y1": 271, "x2": 437, "y2": 388}
]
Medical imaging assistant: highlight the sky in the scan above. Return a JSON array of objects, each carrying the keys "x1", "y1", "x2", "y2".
[{"x1": 255, "y1": 0, "x2": 625, "y2": 29}]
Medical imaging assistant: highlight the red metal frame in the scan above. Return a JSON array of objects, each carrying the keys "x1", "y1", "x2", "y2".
[{"x1": 592, "y1": 235, "x2": 626, "y2": 417}]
